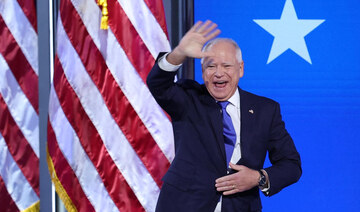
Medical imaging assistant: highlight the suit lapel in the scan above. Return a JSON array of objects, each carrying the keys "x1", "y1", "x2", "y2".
[
  {"x1": 199, "y1": 89, "x2": 227, "y2": 172},
  {"x1": 238, "y1": 89, "x2": 255, "y2": 165},
  {"x1": 207, "y1": 104, "x2": 227, "y2": 165}
]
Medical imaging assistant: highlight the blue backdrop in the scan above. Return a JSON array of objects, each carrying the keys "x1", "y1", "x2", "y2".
[{"x1": 194, "y1": 0, "x2": 360, "y2": 211}]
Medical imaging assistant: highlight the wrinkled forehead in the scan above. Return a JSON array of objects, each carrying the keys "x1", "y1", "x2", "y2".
[
  {"x1": 201, "y1": 39, "x2": 243, "y2": 64},
  {"x1": 203, "y1": 42, "x2": 238, "y2": 63}
]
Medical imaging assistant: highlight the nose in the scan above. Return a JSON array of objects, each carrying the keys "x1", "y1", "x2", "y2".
[{"x1": 214, "y1": 67, "x2": 225, "y2": 77}]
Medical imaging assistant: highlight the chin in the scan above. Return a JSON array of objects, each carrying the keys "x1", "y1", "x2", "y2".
[
  {"x1": 212, "y1": 94, "x2": 229, "y2": 101},
  {"x1": 207, "y1": 86, "x2": 232, "y2": 101}
]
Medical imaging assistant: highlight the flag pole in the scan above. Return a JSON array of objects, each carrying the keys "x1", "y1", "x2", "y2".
[
  {"x1": 37, "y1": 0, "x2": 54, "y2": 211},
  {"x1": 168, "y1": 0, "x2": 194, "y2": 80}
]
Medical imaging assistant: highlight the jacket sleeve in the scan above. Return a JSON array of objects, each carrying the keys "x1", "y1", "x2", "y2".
[
  {"x1": 264, "y1": 102, "x2": 302, "y2": 196},
  {"x1": 146, "y1": 53, "x2": 188, "y2": 120}
]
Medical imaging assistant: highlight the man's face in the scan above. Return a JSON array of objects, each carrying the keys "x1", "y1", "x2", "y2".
[{"x1": 202, "y1": 41, "x2": 244, "y2": 101}]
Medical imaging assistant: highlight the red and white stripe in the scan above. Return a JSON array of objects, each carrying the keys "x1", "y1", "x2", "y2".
[
  {"x1": 48, "y1": 0, "x2": 174, "y2": 211},
  {"x1": 0, "y1": 0, "x2": 39, "y2": 211}
]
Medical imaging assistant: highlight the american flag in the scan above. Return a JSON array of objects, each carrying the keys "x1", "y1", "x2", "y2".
[
  {"x1": 0, "y1": 0, "x2": 39, "y2": 211},
  {"x1": 47, "y1": 0, "x2": 174, "y2": 211}
]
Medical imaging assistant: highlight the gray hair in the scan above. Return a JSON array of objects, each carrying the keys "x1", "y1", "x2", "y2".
[{"x1": 200, "y1": 38, "x2": 243, "y2": 64}]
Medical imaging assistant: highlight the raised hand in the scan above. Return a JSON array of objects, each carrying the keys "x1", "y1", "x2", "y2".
[{"x1": 167, "y1": 20, "x2": 221, "y2": 65}]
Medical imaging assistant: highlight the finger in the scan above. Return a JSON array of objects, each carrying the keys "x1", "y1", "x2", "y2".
[
  {"x1": 215, "y1": 175, "x2": 230, "y2": 184},
  {"x1": 223, "y1": 188, "x2": 239, "y2": 195},
  {"x1": 216, "y1": 181, "x2": 236, "y2": 190},
  {"x1": 205, "y1": 29, "x2": 221, "y2": 41},
  {"x1": 215, "y1": 178, "x2": 238, "y2": 188},
  {"x1": 216, "y1": 185, "x2": 234, "y2": 192},
  {"x1": 201, "y1": 22, "x2": 218, "y2": 36},
  {"x1": 196, "y1": 20, "x2": 213, "y2": 33},
  {"x1": 189, "y1": 21, "x2": 203, "y2": 32},
  {"x1": 229, "y1": 163, "x2": 244, "y2": 171},
  {"x1": 215, "y1": 172, "x2": 238, "y2": 183},
  {"x1": 215, "y1": 179, "x2": 229, "y2": 187},
  {"x1": 215, "y1": 181, "x2": 230, "y2": 188}
]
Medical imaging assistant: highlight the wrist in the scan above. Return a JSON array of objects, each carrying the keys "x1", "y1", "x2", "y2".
[
  {"x1": 258, "y1": 170, "x2": 267, "y2": 187},
  {"x1": 167, "y1": 47, "x2": 187, "y2": 65},
  {"x1": 252, "y1": 169, "x2": 261, "y2": 187}
]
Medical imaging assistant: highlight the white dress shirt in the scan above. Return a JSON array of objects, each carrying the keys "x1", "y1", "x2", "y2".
[
  {"x1": 226, "y1": 91, "x2": 242, "y2": 165},
  {"x1": 214, "y1": 92, "x2": 241, "y2": 212}
]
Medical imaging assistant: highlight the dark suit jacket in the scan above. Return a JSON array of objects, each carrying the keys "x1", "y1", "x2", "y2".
[{"x1": 146, "y1": 54, "x2": 302, "y2": 212}]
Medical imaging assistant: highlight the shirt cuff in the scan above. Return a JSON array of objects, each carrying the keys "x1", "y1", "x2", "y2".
[{"x1": 158, "y1": 52, "x2": 182, "y2": 72}]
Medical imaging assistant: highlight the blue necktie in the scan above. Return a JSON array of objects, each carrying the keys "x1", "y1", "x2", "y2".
[{"x1": 218, "y1": 101, "x2": 236, "y2": 166}]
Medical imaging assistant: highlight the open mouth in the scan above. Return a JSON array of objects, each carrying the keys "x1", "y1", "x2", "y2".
[{"x1": 213, "y1": 81, "x2": 228, "y2": 88}]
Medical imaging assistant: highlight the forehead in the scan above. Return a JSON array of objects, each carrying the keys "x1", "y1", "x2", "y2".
[
  {"x1": 204, "y1": 41, "x2": 237, "y2": 62},
  {"x1": 207, "y1": 41, "x2": 236, "y2": 52}
]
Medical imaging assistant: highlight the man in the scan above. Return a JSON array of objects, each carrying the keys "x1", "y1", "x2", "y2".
[{"x1": 147, "y1": 20, "x2": 301, "y2": 212}]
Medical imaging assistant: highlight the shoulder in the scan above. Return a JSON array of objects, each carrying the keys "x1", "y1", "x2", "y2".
[
  {"x1": 240, "y1": 89, "x2": 278, "y2": 104},
  {"x1": 239, "y1": 89, "x2": 280, "y2": 115},
  {"x1": 176, "y1": 79, "x2": 208, "y2": 94},
  {"x1": 240, "y1": 89, "x2": 284, "y2": 124}
]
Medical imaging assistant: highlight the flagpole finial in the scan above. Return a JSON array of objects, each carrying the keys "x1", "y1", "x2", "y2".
[{"x1": 98, "y1": 0, "x2": 108, "y2": 29}]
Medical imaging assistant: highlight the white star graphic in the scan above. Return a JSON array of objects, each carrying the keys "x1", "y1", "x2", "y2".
[{"x1": 254, "y1": 0, "x2": 325, "y2": 64}]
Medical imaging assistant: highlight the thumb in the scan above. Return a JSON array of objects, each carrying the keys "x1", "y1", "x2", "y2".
[{"x1": 229, "y1": 163, "x2": 243, "y2": 171}]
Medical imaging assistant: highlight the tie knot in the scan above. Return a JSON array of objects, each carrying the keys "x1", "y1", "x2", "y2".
[{"x1": 218, "y1": 101, "x2": 230, "y2": 109}]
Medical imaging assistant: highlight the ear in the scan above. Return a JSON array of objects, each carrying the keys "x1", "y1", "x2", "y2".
[{"x1": 239, "y1": 61, "x2": 244, "y2": 78}]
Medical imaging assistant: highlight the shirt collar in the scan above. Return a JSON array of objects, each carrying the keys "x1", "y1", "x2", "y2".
[{"x1": 227, "y1": 88, "x2": 240, "y2": 109}]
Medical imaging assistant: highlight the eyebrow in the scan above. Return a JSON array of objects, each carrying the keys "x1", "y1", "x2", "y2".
[{"x1": 219, "y1": 61, "x2": 236, "y2": 66}]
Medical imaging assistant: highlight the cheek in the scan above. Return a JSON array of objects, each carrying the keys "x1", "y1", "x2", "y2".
[
  {"x1": 203, "y1": 70, "x2": 211, "y2": 81},
  {"x1": 202, "y1": 72, "x2": 206, "y2": 82},
  {"x1": 232, "y1": 70, "x2": 241, "y2": 80}
]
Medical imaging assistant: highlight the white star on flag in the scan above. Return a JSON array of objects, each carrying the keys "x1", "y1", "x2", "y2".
[{"x1": 254, "y1": 0, "x2": 325, "y2": 64}]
